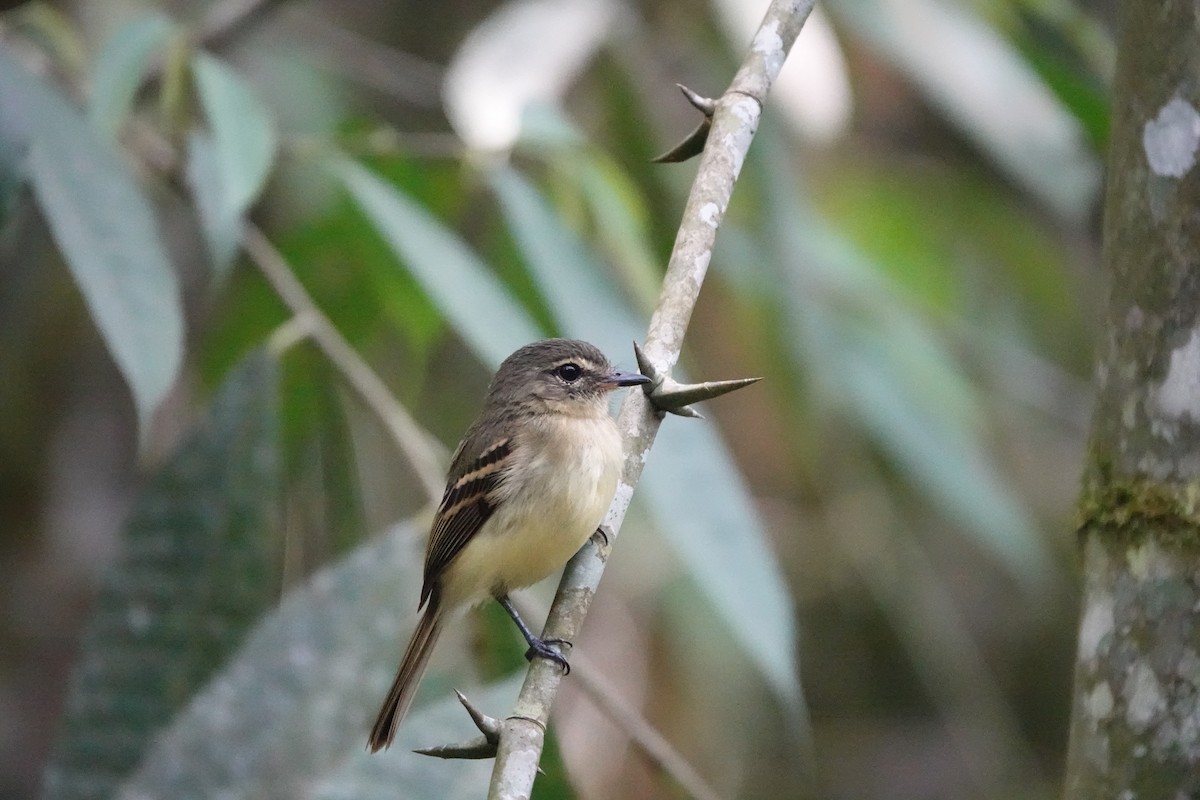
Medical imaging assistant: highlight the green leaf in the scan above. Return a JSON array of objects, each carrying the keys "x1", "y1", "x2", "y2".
[
  {"x1": 185, "y1": 130, "x2": 241, "y2": 271},
  {"x1": 489, "y1": 165, "x2": 804, "y2": 709},
  {"x1": 571, "y1": 155, "x2": 662, "y2": 309},
  {"x1": 88, "y1": 11, "x2": 174, "y2": 139},
  {"x1": 190, "y1": 52, "x2": 278, "y2": 276},
  {"x1": 487, "y1": 164, "x2": 640, "y2": 357},
  {"x1": 333, "y1": 156, "x2": 542, "y2": 366},
  {"x1": 829, "y1": 0, "x2": 1100, "y2": 221},
  {"x1": 517, "y1": 105, "x2": 662, "y2": 309},
  {"x1": 113, "y1": 517, "x2": 520, "y2": 799},
  {"x1": 42, "y1": 352, "x2": 280, "y2": 800},
  {"x1": 275, "y1": 191, "x2": 444, "y2": 354},
  {"x1": 839, "y1": 320, "x2": 1049, "y2": 582},
  {"x1": 749, "y1": 125, "x2": 1052, "y2": 584},
  {"x1": 0, "y1": 48, "x2": 184, "y2": 437},
  {"x1": 642, "y1": 422, "x2": 804, "y2": 707}
]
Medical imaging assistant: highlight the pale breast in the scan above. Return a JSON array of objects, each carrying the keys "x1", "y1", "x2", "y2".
[{"x1": 439, "y1": 413, "x2": 623, "y2": 608}]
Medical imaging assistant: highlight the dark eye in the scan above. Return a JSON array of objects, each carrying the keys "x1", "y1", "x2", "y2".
[{"x1": 555, "y1": 363, "x2": 583, "y2": 382}]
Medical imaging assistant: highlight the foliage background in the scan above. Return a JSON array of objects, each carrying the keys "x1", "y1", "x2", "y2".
[{"x1": 0, "y1": 0, "x2": 1110, "y2": 797}]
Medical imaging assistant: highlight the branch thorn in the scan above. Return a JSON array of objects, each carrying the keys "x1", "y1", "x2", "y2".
[
  {"x1": 651, "y1": 84, "x2": 716, "y2": 163},
  {"x1": 633, "y1": 340, "x2": 761, "y2": 418},
  {"x1": 413, "y1": 689, "x2": 502, "y2": 760}
]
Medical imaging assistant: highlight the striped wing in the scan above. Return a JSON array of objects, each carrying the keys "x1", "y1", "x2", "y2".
[{"x1": 420, "y1": 437, "x2": 512, "y2": 608}]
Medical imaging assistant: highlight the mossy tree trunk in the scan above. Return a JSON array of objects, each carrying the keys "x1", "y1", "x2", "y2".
[{"x1": 1063, "y1": 2, "x2": 1200, "y2": 798}]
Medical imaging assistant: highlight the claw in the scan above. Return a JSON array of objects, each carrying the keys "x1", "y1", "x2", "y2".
[
  {"x1": 525, "y1": 637, "x2": 571, "y2": 674},
  {"x1": 591, "y1": 526, "x2": 610, "y2": 547}
]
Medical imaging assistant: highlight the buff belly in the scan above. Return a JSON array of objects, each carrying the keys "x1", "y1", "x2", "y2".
[{"x1": 438, "y1": 415, "x2": 622, "y2": 610}]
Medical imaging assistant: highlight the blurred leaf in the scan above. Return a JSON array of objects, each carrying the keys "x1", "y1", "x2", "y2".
[
  {"x1": 112, "y1": 517, "x2": 519, "y2": 799},
  {"x1": 333, "y1": 156, "x2": 542, "y2": 366},
  {"x1": 185, "y1": 130, "x2": 242, "y2": 273},
  {"x1": 839, "y1": 320, "x2": 1049, "y2": 582},
  {"x1": 0, "y1": 118, "x2": 20, "y2": 220},
  {"x1": 569, "y1": 155, "x2": 663, "y2": 310},
  {"x1": 190, "y1": 52, "x2": 278, "y2": 277},
  {"x1": 0, "y1": 48, "x2": 183, "y2": 438},
  {"x1": 443, "y1": 0, "x2": 614, "y2": 150},
  {"x1": 42, "y1": 352, "x2": 281, "y2": 800},
  {"x1": 517, "y1": 106, "x2": 663, "y2": 310},
  {"x1": 88, "y1": 11, "x2": 174, "y2": 139},
  {"x1": 279, "y1": 352, "x2": 370, "y2": 560},
  {"x1": 192, "y1": 53, "x2": 277, "y2": 213},
  {"x1": 196, "y1": 260, "x2": 288, "y2": 389},
  {"x1": 277, "y1": 191, "x2": 444, "y2": 355},
  {"x1": 813, "y1": 163, "x2": 963, "y2": 312},
  {"x1": 749, "y1": 126, "x2": 1052, "y2": 583},
  {"x1": 1015, "y1": 27, "x2": 1109, "y2": 151},
  {"x1": 642, "y1": 422, "x2": 804, "y2": 707},
  {"x1": 829, "y1": 0, "x2": 1100, "y2": 221},
  {"x1": 815, "y1": 155, "x2": 1090, "y2": 365},
  {"x1": 489, "y1": 165, "x2": 804, "y2": 709},
  {"x1": 7, "y1": 3, "x2": 86, "y2": 75},
  {"x1": 486, "y1": 164, "x2": 640, "y2": 357}
]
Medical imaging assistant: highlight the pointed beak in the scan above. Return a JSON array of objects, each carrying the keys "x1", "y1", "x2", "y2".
[{"x1": 600, "y1": 369, "x2": 652, "y2": 390}]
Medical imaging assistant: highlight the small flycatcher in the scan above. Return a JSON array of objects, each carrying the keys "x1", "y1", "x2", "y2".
[{"x1": 368, "y1": 339, "x2": 649, "y2": 751}]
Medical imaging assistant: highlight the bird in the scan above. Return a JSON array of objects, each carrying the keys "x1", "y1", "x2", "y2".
[{"x1": 368, "y1": 338, "x2": 650, "y2": 752}]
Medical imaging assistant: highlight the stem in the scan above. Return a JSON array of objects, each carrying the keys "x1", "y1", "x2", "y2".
[
  {"x1": 570, "y1": 656, "x2": 725, "y2": 800},
  {"x1": 242, "y1": 224, "x2": 447, "y2": 502}
]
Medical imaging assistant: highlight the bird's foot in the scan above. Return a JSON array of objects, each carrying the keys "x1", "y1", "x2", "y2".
[
  {"x1": 591, "y1": 526, "x2": 610, "y2": 547},
  {"x1": 524, "y1": 636, "x2": 571, "y2": 674}
]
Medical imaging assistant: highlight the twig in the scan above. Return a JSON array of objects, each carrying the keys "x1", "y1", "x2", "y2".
[
  {"x1": 569, "y1": 654, "x2": 725, "y2": 800},
  {"x1": 241, "y1": 223, "x2": 447, "y2": 502},
  {"x1": 125, "y1": 112, "x2": 449, "y2": 504},
  {"x1": 277, "y1": 8, "x2": 443, "y2": 107},
  {"x1": 486, "y1": 1, "x2": 816, "y2": 797},
  {"x1": 192, "y1": 0, "x2": 291, "y2": 48}
]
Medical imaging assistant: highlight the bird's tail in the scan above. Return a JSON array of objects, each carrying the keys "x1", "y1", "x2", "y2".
[{"x1": 368, "y1": 605, "x2": 443, "y2": 752}]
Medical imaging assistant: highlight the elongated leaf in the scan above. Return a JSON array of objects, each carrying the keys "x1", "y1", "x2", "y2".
[
  {"x1": 185, "y1": 130, "x2": 241, "y2": 272},
  {"x1": 190, "y1": 52, "x2": 277, "y2": 276},
  {"x1": 517, "y1": 105, "x2": 661, "y2": 307},
  {"x1": 641, "y1": 422, "x2": 802, "y2": 705},
  {"x1": 839, "y1": 321, "x2": 1050, "y2": 583},
  {"x1": 490, "y1": 165, "x2": 803, "y2": 707},
  {"x1": 115, "y1": 517, "x2": 520, "y2": 799},
  {"x1": 829, "y1": 0, "x2": 1100, "y2": 221},
  {"x1": 444, "y1": 0, "x2": 614, "y2": 150},
  {"x1": 192, "y1": 53, "x2": 276, "y2": 214},
  {"x1": 749, "y1": 125, "x2": 1051, "y2": 583},
  {"x1": 42, "y1": 353, "x2": 280, "y2": 800},
  {"x1": 487, "y1": 165, "x2": 641, "y2": 358},
  {"x1": 0, "y1": 48, "x2": 183, "y2": 436},
  {"x1": 571, "y1": 156, "x2": 663, "y2": 309},
  {"x1": 88, "y1": 12, "x2": 174, "y2": 139},
  {"x1": 333, "y1": 157, "x2": 542, "y2": 366}
]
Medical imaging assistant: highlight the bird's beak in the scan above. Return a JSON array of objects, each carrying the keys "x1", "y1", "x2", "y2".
[{"x1": 600, "y1": 369, "x2": 652, "y2": 390}]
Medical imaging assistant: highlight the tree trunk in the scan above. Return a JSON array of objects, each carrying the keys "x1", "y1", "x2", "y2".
[{"x1": 1063, "y1": 2, "x2": 1200, "y2": 798}]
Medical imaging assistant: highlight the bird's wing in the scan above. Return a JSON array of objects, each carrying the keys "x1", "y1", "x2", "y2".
[{"x1": 420, "y1": 436, "x2": 513, "y2": 608}]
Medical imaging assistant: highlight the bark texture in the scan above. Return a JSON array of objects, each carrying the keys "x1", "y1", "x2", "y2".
[{"x1": 1064, "y1": 1, "x2": 1200, "y2": 797}]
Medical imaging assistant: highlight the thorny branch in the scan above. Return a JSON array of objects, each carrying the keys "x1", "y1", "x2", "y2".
[{"x1": 485, "y1": 1, "x2": 817, "y2": 798}]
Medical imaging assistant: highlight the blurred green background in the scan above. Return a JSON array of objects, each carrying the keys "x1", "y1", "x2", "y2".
[{"x1": 0, "y1": 0, "x2": 1109, "y2": 797}]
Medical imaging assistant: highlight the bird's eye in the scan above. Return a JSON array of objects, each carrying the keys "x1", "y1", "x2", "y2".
[{"x1": 555, "y1": 363, "x2": 583, "y2": 382}]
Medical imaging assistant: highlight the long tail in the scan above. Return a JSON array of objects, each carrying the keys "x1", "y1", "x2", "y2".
[{"x1": 368, "y1": 605, "x2": 443, "y2": 752}]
